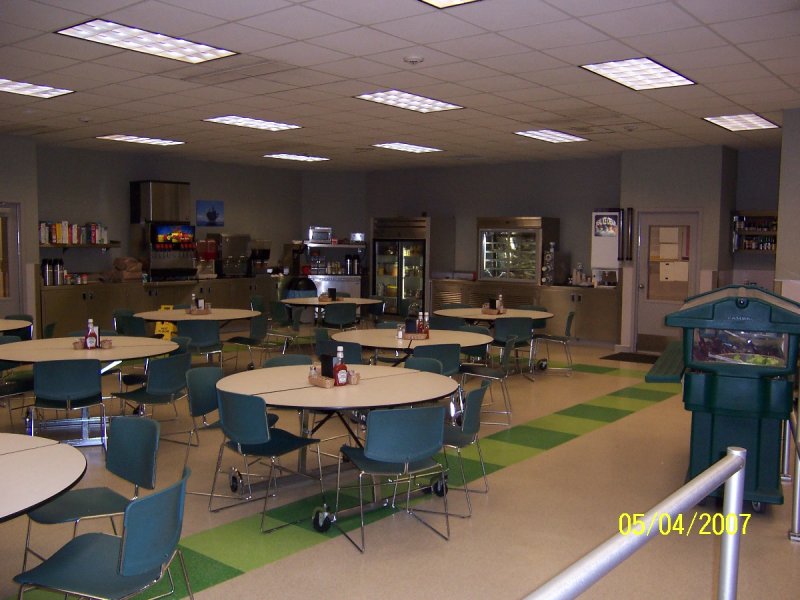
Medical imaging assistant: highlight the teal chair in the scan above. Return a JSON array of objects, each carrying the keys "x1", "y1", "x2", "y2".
[
  {"x1": 114, "y1": 314, "x2": 150, "y2": 337},
  {"x1": 113, "y1": 352, "x2": 191, "y2": 420},
  {"x1": 412, "y1": 343, "x2": 461, "y2": 377},
  {"x1": 184, "y1": 367, "x2": 224, "y2": 451},
  {"x1": 428, "y1": 314, "x2": 466, "y2": 331},
  {"x1": 366, "y1": 296, "x2": 386, "y2": 327},
  {"x1": 334, "y1": 405, "x2": 450, "y2": 553},
  {"x1": 15, "y1": 468, "x2": 193, "y2": 600},
  {"x1": 443, "y1": 384, "x2": 490, "y2": 517},
  {"x1": 227, "y1": 314, "x2": 272, "y2": 370},
  {"x1": 268, "y1": 300, "x2": 313, "y2": 352},
  {"x1": 404, "y1": 356, "x2": 443, "y2": 374},
  {"x1": 460, "y1": 336, "x2": 517, "y2": 427},
  {"x1": 322, "y1": 302, "x2": 358, "y2": 330},
  {"x1": 316, "y1": 339, "x2": 366, "y2": 365},
  {"x1": 532, "y1": 311, "x2": 575, "y2": 375},
  {"x1": 176, "y1": 320, "x2": 223, "y2": 364},
  {"x1": 209, "y1": 390, "x2": 322, "y2": 534},
  {"x1": 459, "y1": 324, "x2": 491, "y2": 366},
  {"x1": 29, "y1": 359, "x2": 106, "y2": 447},
  {"x1": 22, "y1": 416, "x2": 160, "y2": 571},
  {"x1": 250, "y1": 294, "x2": 266, "y2": 313},
  {"x1": 492, "y1": 316, "x2": 533, "y2": 374},
  {"x1": 42, "y1": 322, "x2": 56, "y2": 339},
  {"x1": 0, "y1": 335, "x2": 33, "y2": 428},
  {"x1": 375, "y1": 321, "x2": 398, "y2": 329},
  {"x1": 261, "y1": 354, "x2": 311, "y2": 368}
]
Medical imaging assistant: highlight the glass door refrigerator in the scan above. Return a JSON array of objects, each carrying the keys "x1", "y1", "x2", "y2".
[{"x1": 372, "y1": 217, "x2": 430, "y2": 316}]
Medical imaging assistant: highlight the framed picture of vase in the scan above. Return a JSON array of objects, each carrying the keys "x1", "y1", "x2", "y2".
[{"x1": 197, "y1": 200, "x2": 224, "y2": 227}]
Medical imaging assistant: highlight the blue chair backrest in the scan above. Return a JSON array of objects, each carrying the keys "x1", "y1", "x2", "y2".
[
  {"x1": 262, "y1": 354, "x2": 312, "y2": 367},
  {"x1": 494, "y1": 317, "x2": 533, "y2": 343},
  {"x1": 169, "y1": 335, "x2": 192, "y2": 355},
  {"x1": 119, "y1": 467, "x2": 189, "y2": 577},
  {"x1": 323, "y1": 303, "x2": 357, "y2": 327},
  {"x1": 34, "y1": 359, "x2": 102, "y2": 401},
  {"x1": 0, "y1": 335, "x2": 21, "y2": 372},
  {"x1": 250, "y1": 295, "x2": 266, "y2": 313},
  {"x1": 115, "y1": 315, "x2": 148, "y2": 337},
  {"x1": 269, "y1": 301, "x2": 292, "y2": 327},
  {"x1": 248, "y1": 314, "x2": 268, "y2": 339},
  {"x1": 413, "y1": 343, "x2": 461, "y2": 376},
  {"x1": 106, "y1": 416, "x2": 160, "y2": 489},
  {"x1": 316, "y1": 339, "x2": 363, "y2": 364},
  {"x1": 186, "y1": 366, "x2": 224, "y2": 418},
  {"x1": 429, "y1": 315, "x2": 466, "y2": 331},
  {"x1": 520, "y1": 304, "x2": 549, "y2": 329},
  {"x1": 365, "y1": 405, "x2": 446, "y2": 464},
  {"x1": 217, "y1": 389, "x2": 270, "y2": 446},
  {"x1": 404, "y1": 356, "x2": 443, "y2": 374},
  {"x1": 458, "y1": 324, "x2": 490, "y2": 359},
  {"x1": 146, "y1": 352, "x2": 191, "y2": 396},
  {"x1": 564, "y1": 311, "x2": 576, "y2": 337},
  {"x1": 176, "y1": 320, "x2": 220, "y2": 347},
  {"x1": 461, "y1": 385, "x2": 488, "y2": 436}
]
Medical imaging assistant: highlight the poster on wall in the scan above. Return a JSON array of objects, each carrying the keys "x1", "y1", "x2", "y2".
[
  {"x1": 197, "y1": 200, "x2": 224, "y2": 227},
  {"x1": 593, "y1": 211, "x2": 619, "y2": 237}
]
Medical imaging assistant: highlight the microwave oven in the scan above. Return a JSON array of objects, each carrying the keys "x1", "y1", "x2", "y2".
[{"x1": 307, "y1": 226, "x2": 333, "y2": 244}]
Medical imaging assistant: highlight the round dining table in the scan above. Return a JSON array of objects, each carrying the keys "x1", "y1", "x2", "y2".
[
  {"x1": 281, "y1": 297, "x2": 382, "y2": 308},
  {"x1": 135, "y1": 308, "x2": 259, "y2": 322},
  {"x1": 332, "y1": 327, "x2": 493, "y2": 352},
  {"x1": 434, "y1": 307, "x2": 553, "y2": 321},
  {"x1": 0, "y1": 434, "x2": 86, "y2": 521},
  {"x1": 0, "y1": 318, "x2": 32, "y2": 333}
]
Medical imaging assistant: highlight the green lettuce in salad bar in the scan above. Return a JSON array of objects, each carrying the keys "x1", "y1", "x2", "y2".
[{"x1": 692, "y1": 328, "x2": 787, "y2": 368}]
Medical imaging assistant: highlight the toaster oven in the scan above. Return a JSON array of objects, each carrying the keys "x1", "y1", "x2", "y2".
[{"x1": 307, "y1": 226, "x2": 333, "y2": 244}]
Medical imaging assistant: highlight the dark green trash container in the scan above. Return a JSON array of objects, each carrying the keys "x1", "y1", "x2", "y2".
[{"x1": 665, "y1": 285, "x2": 800, "y2": 508}]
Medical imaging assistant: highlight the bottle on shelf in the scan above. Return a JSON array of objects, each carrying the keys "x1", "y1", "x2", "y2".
[
  {"x1": 85, "y1": 318, "x2": 98, "y2": 349},
  {"x1": 191, "y1": 293, "x2": 197, "y2": 308},
  {"x1": 333, "y1": 346, "x2": 348, "y2": 386},
  {"x1": 497, "y1": 294, "x2": 504, "y2": 312}
]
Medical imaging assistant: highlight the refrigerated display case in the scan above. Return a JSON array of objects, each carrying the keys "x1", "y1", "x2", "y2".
[
  {"x1": 477, "y1": 217, "x2": 559, "y2": 284},
  {"x1": 372, "y1": 217, "x2": 430, "y2": 315}
]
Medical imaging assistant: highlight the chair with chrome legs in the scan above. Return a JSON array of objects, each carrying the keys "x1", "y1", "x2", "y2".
[
  {"x1": 22, "y1": 416, "x2": 159, "y2": 571},
  {"x1": 113, "y1": 352, "x2": 191, "y2": 422},
  {"x1": 491, "y1": 317, "x2": 533, "y2": 377},
  {"x1": 442, "y1": 383, "x2": 490, "y2": 517},
  {"x1": 209, "y1": 390, "x2": 322, "y2": 534},
  {"x1": 15, "y1": 467, "x2": 193, "y2": 600},
  {"x1": 460, "y1": 335, "x2": 516, "y2": 427},
  {"x1": 334, "y1": 404, "x2": 450, "y2": 553},
  {"x1": 176, "y1": 320, "x2": 223, "y2": 365},
  {"x1": 531, "y1": 311, "x2": 575, "y2": 376}
]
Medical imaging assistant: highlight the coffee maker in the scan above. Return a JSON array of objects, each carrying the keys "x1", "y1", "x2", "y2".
[{"x1": 249, "y1": 239, "x2": 271, "y2": 276}]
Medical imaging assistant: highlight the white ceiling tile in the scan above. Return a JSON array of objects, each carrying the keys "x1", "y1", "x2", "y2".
[
  {"x1": 159, "y1": 0, "x2": 291, "y2": 20},
  {"x1": 372, "y1": 12, "x2": 484, "y2": 44},
  {"x1": 660, "y1": 45, "x2": 752, "y2": 72},
  {"x1": 310, "y1": 27, "x2": 413, "y2": 55},
  {"x1": 542, "y1": 39, "x2": 642, "y2": 65},
  {"x1": 764, "y1": 56, "x2": 800, "y2": 76},
  {"x1": 312, "y1": 58, "x2": 400, "y2": 78},
  {"x1": 0, "y1": 45, "x2": 78, "y2": 73},
  {"x1": 416, "y1": 60, "x2": 503, "y2": 82},
  {"x1": 189, "y1": 23, "x2": 293, "y2": 53},
  {"x1": 104, "y1": 0, "x2": 225, "y2": 36},
  {"x1": 0, "y1": 0, "x2": 90, "y2": 31},
  {"x1": 501, "y1": 18, "x2": 609, "y2": 50},
  {"x1": 677, "y1": 0, "x2": 799, "y2": 23},
  {"x1": 452, "y1": 0, "x2": 569, "y2": 29},
  {"x1": 583, "y1": 3, "x2": 701, "y2": 37},
  {"x1": 711, "y1": 10, "x2": 800, "y2": 43},
  {"x1": 428, "y1": 33, "x2": 532, "y2": 60},
  {"x1": 739, "y1": 35, "x2": 800, "y2": 61},
  {"x1": 252, "y1": 41, "x2": 350, "y2": 67},
  {"x1": 241, "y1": 5, "x2": 357, "y2": 38},
  {"x1": 476, "y1": 51, "x2": 569, "y2": 74},
  {"x1": 305, "y1": 0, "x2": 429, "y2": 25},
  {"x1": 546, "y1": 0, "x2": 665, "y2": 19},
  {"x1": 16, "y1": 32, "x2": 123, "y2": 61},
  {"x1": 623, "y1": 26, "x2": 728, "y2": 55},
  {"x1": 459, "y1": 74, "x2": 535, "y2": 93}
]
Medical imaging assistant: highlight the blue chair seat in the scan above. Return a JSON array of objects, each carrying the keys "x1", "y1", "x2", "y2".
[
  {"x1": 27, "y1": 488, "x2": 130, "y2": 524},
  {"x1": 340, "y1": 445, "x2": 441, "y2": 476},
  {"x1": 16, "y1": 532, "x2": 165, "y2": 599},
  {"x1": 442, "y1": 427, "x2": 474, "y2": 449},
  {"x1": 229, "y1": 426, "x2": 316, "y2": 457},
  {"x1": 458, "y1": 364, "x2": 504, "y2": 379}
]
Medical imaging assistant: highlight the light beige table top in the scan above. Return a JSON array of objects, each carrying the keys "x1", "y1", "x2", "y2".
[
  {"x1": 0, "y1": 336, "x2": 177, "y2": 364},
  {"x1": 135, "y1": 308, "x2": 259, "y2": 322},
  {"x1": 0, "y1": 434, "x2": 86, "y2": 520},
  {"x1": 217, "y1": 364, "x2": 458, "y2": 411},
  {"x1": 281, "y1": 297, "x2": 382, "y2": 307},
  {"x1": 332, "y1": 328, "x2": 493, "y2": 351},
  {"x1": 0, "y1": 319, "x2": 32, "y2": 333},
  {"x1": 434, "y1": 307, "x2": 553, "y2": 321}
]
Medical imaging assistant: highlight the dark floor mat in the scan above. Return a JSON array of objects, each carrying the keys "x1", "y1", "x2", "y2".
[{"x1": 600, "y1": 352, "x2": 659, "y2": 364}]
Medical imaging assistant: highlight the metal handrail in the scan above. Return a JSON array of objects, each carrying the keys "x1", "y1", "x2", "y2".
[{"x1": 525, "y1": 447, "x2": 747, "y2": 600}]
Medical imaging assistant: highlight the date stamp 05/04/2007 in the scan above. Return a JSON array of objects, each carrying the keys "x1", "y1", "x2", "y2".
[{"x1": 618, "y1": 512, "x2": 751, "y2": 537}]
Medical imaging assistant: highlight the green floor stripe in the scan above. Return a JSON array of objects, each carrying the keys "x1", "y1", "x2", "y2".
[
  {"x1": 608, "y1": 386, "x2": 676, "y2": 402},
  {"x1": 529, "y1": 413, "x2": 607, "y2": 436},
  {"x1": 8, "y1": 371, "x2": 683, "y2": 600},
  {"x1": 557, "y1": 404, "x2": 632, "y2": 423}
]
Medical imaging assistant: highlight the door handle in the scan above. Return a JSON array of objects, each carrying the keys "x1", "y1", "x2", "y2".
[{"x1": 638, "y1": 283, "x2": 645, "y2": 289}]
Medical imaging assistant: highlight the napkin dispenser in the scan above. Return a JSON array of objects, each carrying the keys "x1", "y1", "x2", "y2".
[{"x1": 320, "y1": 354, "x2": 335, "y2": 378}]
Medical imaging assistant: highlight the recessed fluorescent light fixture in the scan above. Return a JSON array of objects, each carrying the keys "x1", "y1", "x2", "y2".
[
  {"x1": 56, "y1": 19, "x2": 236, "y2": 64},
  {"x1": 581, "y1": 57, "x2": 694, "y2": 90},
  {"x1": 704, "y1": 114, "x2": 778, "y2": 131},
  {"x1": 263, "y1": 153, "x2": 330, "y2": 162},
  {"x1": 356, "y1": 90, "x2": 462, "y2": 113},
  {"x1": 0, "y1": 78, "x2": 73, "y2": 98},
  {"x1": 373, "y1": 142, "x2": 442, "y2": 153},
  {"x1": 204, "y1": 116, "x2": 301, "y2": 132},
  {"x1": 418, "y1": 0, "x2": 483, "y2": 7},
  {"x1": 515, "y1": 130, "x2": 588, "y2": 143},
  {"x1": 97, "y1": 134, "x2": 184, "y2": 146}
]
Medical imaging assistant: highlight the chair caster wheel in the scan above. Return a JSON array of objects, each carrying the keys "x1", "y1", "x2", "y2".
[
  {"x1": 247, "y1": 363, "x2": 255, "y2": 370},
  {"x1": 229, "y1": 469, "x2": 242, "y2": 493},
  {"x1": 431, "y1": 476, "x2": 448, "y2": 497},
  {"x1": 751, "y1": 501, "x2": 764, "y2": 513},
  {"x1": 313, "y1": 508, "x2": 332, "y2": 532},
  {"x1": 536, "y1": 359, "x2": 548, "y2": 371}
]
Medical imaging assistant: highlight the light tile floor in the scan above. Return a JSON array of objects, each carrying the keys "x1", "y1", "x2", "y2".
[{"x1": 1, "y1": 344, "x2": 798, "y2": 599}]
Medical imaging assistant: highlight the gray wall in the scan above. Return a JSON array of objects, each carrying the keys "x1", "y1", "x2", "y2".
[
  {"x1": 301, "y1": 171, "x2": 367, "y2": 239},
  {"x1": 777, "y1": 108, "x2": 800, "y2": 282},
  {"x1": 365, "y1": 157, "x2": 621, "y2": 273}
]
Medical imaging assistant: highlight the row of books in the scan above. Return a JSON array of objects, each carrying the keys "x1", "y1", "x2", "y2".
[{"x1": 39, "y1": 221, "x2": 110, "y2": 245}]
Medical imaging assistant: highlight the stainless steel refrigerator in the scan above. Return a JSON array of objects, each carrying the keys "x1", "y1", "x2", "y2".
[{"x1": 371, "y1": 217, "x2": 430, "y2": 315}]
